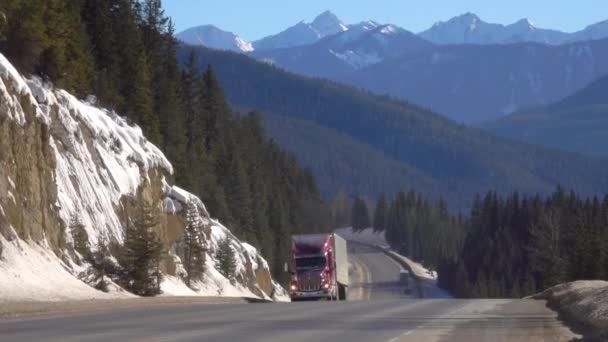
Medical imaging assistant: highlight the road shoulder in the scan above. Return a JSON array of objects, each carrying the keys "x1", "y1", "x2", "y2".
[{"x1": 0, "y1": 297, "x2": 251, "y2": 320}]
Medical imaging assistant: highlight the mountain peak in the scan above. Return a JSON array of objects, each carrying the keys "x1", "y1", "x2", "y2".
[
  {"x1": 176, "y1": 25, "x2": 253, "y2": 52},
  {"x1": 313, "y1": 10, "x2": 339, "y2": 23},
  {"x1": 456, "y1": 12, "x2": 481, "y2": 22},
  {"x1": 512, "y1": 18, "x2": 536, "y2": 30},
  {"x1": 311, "y1": 10, "x2": 348, "y2": 36}
]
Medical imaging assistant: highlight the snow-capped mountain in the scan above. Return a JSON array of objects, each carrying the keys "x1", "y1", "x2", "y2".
[
  {"x1": 419, "y1": 13, "x2": 570, "y2": 45},
  {"x1": 176, "y1": 25, "x2": 253, "y2": 52},
  {"x1": 252, "y1": 22, "x2": 433, "y2": 77},
  {"x1": 253, "y1": 11, "x2": 348, "y2": 51}
]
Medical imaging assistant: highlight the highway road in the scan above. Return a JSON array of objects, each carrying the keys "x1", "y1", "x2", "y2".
[
  {"x1": 0, "y1": 241, "x2": 579, "y2": 341},
  {"x1": 349, "y1": 242, "x2": 411, "y2": 300}
]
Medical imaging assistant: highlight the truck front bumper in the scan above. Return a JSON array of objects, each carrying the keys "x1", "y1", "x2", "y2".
[{"x1": 290, "y1": 289, "x2": 330, "y2": 299}]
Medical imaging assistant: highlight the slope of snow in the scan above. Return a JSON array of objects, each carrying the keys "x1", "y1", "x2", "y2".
[
  {"x1": 419, "y1": 13, "x2": 571, "y2": 45},
  {"x1": 253, "y1": 11, "x2": 347, "y2": 51},
  {"x1": 176, "y1": 25, "x2": 253, "y2": 52},
  {"x1": 0, "y1": 53, "x2": 286, "y2": 302},
  {"x1": 0, "y1": 235, "x2": 132, "y2": 301}
]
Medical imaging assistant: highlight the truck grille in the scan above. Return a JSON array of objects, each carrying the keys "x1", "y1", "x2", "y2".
[{"x1": 299, "y1": 275, "x2": 321, "y2": 291}]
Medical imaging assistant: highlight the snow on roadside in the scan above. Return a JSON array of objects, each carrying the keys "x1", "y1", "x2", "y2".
[
  {"x1": 0, "y1": 235, "x2": 132, "y2": 302},
  {"x1": 532, "y1": 280, "x2": 608, "y2": 333}
]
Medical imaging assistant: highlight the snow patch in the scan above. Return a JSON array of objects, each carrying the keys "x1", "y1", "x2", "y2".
[
  {"x1": 533, "y1": 281, "x2": 608, "y2": 332},
  {"x1": 0, "y1": 235, "x2": 131, "y2": 301}
]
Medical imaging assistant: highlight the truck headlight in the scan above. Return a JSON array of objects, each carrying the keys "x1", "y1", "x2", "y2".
[{"x1": 290, "y1": 284, "x2": 297, "y2": 291}]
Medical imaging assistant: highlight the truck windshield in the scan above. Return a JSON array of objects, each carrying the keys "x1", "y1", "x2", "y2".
[{"x1": 295, "y1": 257, "x2": 326, "y2": 270}]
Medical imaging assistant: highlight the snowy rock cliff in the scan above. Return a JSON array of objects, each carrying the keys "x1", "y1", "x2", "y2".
[{"x1": 0, "y1": 54, "x2": 287, "y2": 301}]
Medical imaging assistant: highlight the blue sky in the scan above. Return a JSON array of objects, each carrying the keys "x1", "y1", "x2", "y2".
[{"x1": 163, "y1": 0, "x2": 608, "y2": 40}]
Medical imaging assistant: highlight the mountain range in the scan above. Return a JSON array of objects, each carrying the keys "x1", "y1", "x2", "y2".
[
  {"x1": 419, "y1": 12, "x2": 608, "y2": 45},
  {"x1": 177, "y1": 11, "x2": 608, "y2": 52},
  {"x1": 176, "y1": 11, "x2": 608, "y2": 123},
  {"x1": 176, "y1": 45, "x2": 608, "y2": 208}
]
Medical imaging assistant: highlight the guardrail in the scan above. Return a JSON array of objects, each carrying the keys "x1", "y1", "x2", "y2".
[{"x1": 374, "y1": 245, "x2": 425, "y2": 298}]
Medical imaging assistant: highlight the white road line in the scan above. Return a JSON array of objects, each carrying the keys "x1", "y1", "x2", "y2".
[{"x1": 385, "y1": 330, "x2": 413, "y2": 342}]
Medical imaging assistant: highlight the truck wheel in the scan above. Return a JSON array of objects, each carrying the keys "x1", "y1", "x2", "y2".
[{"x1": 338, "y1": 284, "x2": 347, "y2": 301}]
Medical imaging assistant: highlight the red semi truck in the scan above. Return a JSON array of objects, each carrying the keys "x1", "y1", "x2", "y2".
[{"x1": 288, "y1": 233, "x2": 349, "y2": 301}]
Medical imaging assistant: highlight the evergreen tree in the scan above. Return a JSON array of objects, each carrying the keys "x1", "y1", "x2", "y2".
[
  {"x1": 201, "y1": 65, "x2": 231, "y2": 150},
  {"x1": 330, "y1": 191, "x2": 351, "y2": 229},
  {"x1": 182, "y1": 198, "x2": 207, "y2": 287},
  {"x1": 351, "y1": 196, "x2": 371, "y2": 231},
  {"x1": 86, "y1": 236, "x2": 115, "y2": 292},
  {"x1": 528, "y1": 208, "x2": 566, "y2": 289},
  {"x1": 373, "y1": 193, "x2": 388, "y2": 232},
  {"x1": 120, "y1": 200, "x2": 163, "y2": 296},
  {"x1": 70, "y1": 213, "x2": 90, "y2": 261},
  {"x1": 215, "y1": 238, "x2": 237, "y2": 283}
]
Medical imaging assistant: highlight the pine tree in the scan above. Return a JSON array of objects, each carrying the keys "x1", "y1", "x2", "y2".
[
  {"x1": 373, "y1": 193, "x2": 388, "y2": 232},
  {"x1": 70, "y1": 214, "x2": 90, "y2": 261},
  {"x1": 182, "y1": 198, "x2": 207, "y2": 287},
  {"x1": 120, "y1": 200, "x2": 163, "y2": 296},
  {"x1": 39, "y1": 0, "x2": 94, "y2": 95},
  {"x1": 351, "y1": 196, "x2": 371, "y2": 232},
  {"x1": 215, "y1": 238, "x2": 237, "y2": 283},
  {"x1": 86, "y1": 236, "x2": 115, "y2": 292},
  {"x1": 330, "y1": 191, "x2": 351, "y2": 229},
  {"x1": 202, "y1": 64, "x2": 231, "y2": 150},
  {"x1": 528, "y1": 208, "x2": 566, "y2": 289},
  {"x1": 0, "y1": 0, "x2": 47, "y2": 74}
]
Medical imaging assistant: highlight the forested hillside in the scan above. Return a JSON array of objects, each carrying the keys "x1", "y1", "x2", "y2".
[
  {"x1": 178, "y1": 45, "x2": 608, "y2": 209},
  {"x1": 375, "y1": 188, "x2": 608, "y2": 299},
  {"x1": 438, "y1": 188, "x2": 608, "y2": 298},
  {"x1": 0, "y1": 0, "x2": 329, "y2": 282},
  {"x1": 485, "y1": 74, "x2": 608, "y2": 157}
]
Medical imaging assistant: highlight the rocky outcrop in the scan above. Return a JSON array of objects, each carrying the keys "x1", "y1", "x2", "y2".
[{"x1": 0, "y1": 54, "x2": 286, "y2": 301}]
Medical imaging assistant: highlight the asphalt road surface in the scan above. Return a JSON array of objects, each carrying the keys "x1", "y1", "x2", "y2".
[
  {"x1": 0, "y1": 241, "x2": 578, "y2": 341},
  {"x1": 349, "y1": 242, "x2": 410, "y2": 300}
]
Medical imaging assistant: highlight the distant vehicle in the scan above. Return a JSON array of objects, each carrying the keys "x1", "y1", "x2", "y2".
[{"x1": 288, "y1": 233, "x2": 349, "y2": 301}]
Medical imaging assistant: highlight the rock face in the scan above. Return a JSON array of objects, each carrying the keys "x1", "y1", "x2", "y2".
[{"x1": 0, "y1": 54, "x2": 286, "y2": 301}]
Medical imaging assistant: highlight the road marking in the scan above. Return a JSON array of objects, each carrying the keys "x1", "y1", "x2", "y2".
[{"x1": 385, "y1": 330, "x2": 413, "y2": 342}]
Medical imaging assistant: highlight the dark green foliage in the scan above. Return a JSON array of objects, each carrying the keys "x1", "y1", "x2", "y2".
[
  {"x1": 119, "y1": 200, "x2": 163, "y2": 296},
  {"x1": 384, "y1": 191, "x2": 465, "y2": 270},
  {"x1": 351, "y1": 196, "x2": 371, "y2": 232},
  {"x1": 373, "y1": 193, "x2": 388, "y2": 232},
  {"x1": 70, "y1": 214, "x2": 90, "y2": 261},
  {"x1": 330, "y1": 191, "x2": 351, "y2": 229},
  {"x1": 215, "y1": 238, "x2": 236, "y2": 283},
  {"x1": 436, "y1": 188, "x2": 608, "y2": 298},
  {"x1": 182, "y1": 198, "x2": 207, "y2": 287},
  {"x1": 0, "y1": 0, "x2": 94, "y2": 95},
  {"x1": 85, "y1": 236, "x2": 116, "y2": 292}
]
